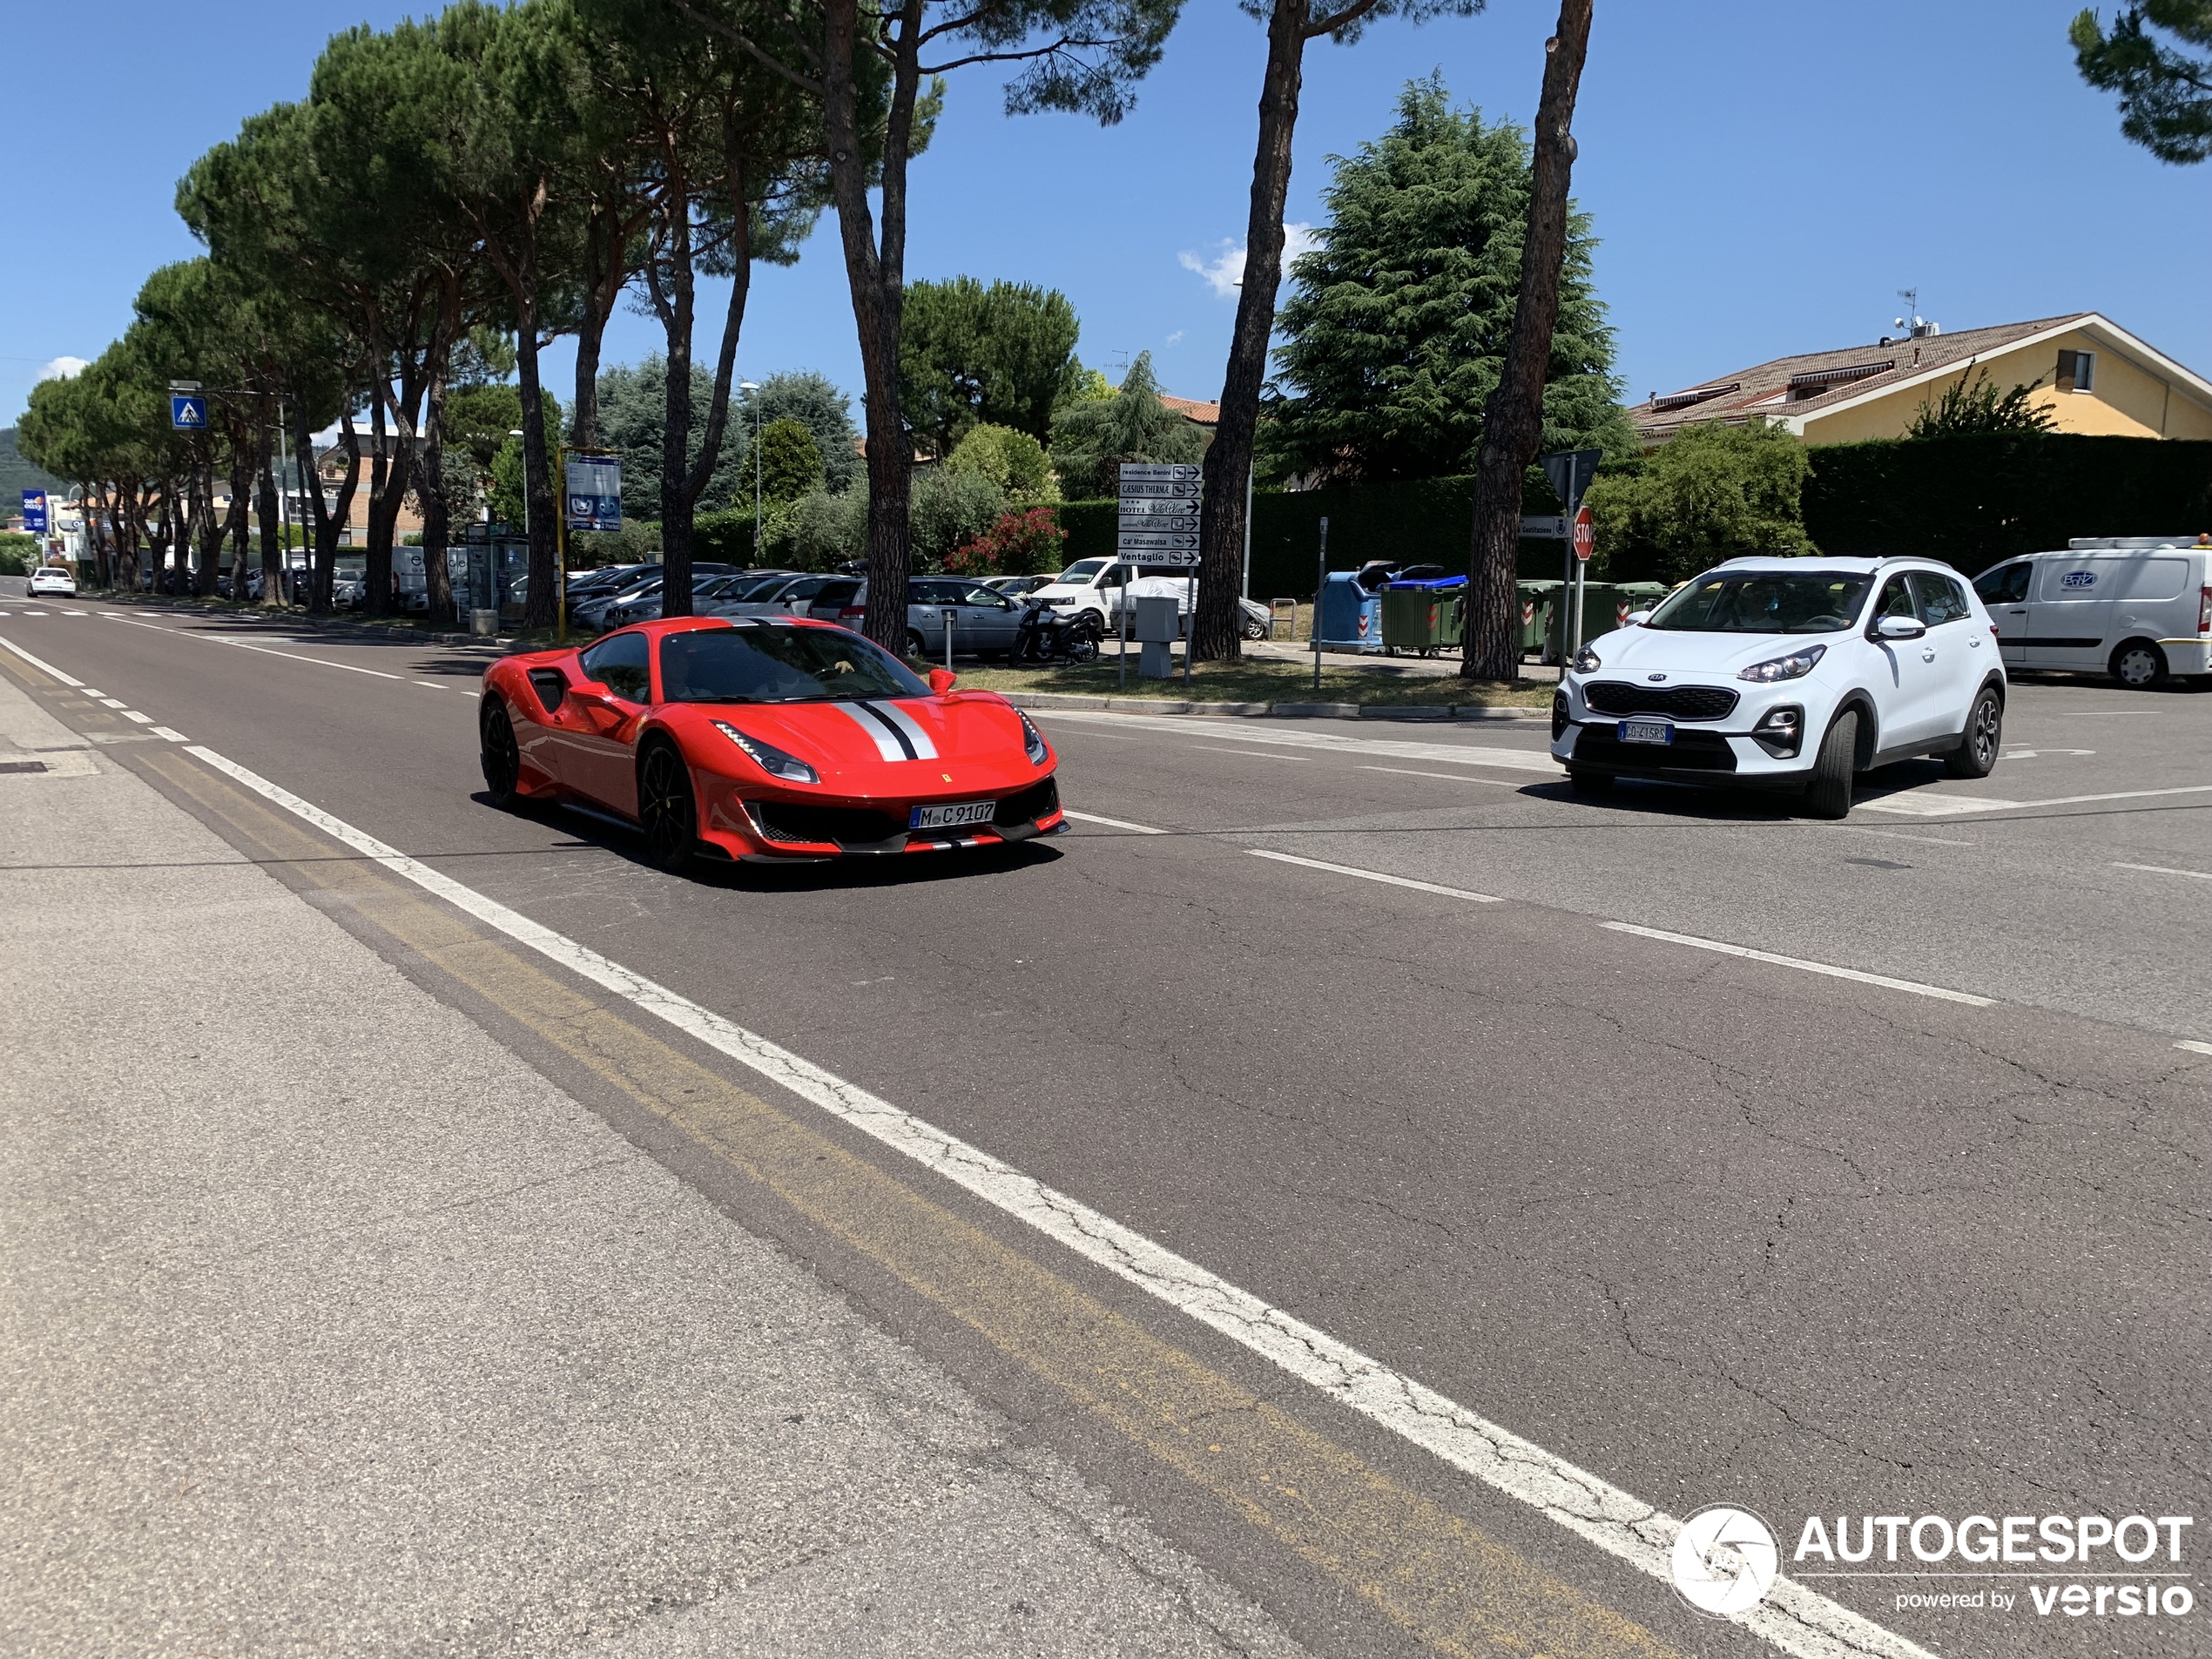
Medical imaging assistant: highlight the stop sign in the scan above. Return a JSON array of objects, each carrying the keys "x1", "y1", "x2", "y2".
[{"x1": 1571, "y1": 505, "x2": 1595, "y2": 563}]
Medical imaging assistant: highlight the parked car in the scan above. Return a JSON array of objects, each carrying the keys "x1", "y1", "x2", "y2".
[
  {"x1": 983, "y1": 574, "x2": 1055, "y2": 598},
  {"x1": 835, "y1": 577, "x2": 1028, "y2": 658},
  {"x1": 698, "y1": 571, "x2": 798, "y2": 617},
  {"x1": 606, "y1": 570, "x2": 757, "y2": 627},
  {"x1": 569, "y1": 563, "x2": 654, "y2": 600},
  {"x1": 715, "y1": 573, "x2": 860, "y2": 622},
  {"x1": 1970, "y1": 536, "x2": 2212, "y2": 688},
  {"x1": 1024, "y1": 557, "x2": 1272, "y2": 638},
  {"x1": 1550, "y1": 556, "x2": 2006, "y2": 819},
  {"x1": 27, "y1": 563, "x2": 77, "y2": 598}
]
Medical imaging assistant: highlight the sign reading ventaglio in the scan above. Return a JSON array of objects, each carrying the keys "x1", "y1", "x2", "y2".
[{"x1": 1119, "y1": 462, "x2": 1201, "y2": 567}]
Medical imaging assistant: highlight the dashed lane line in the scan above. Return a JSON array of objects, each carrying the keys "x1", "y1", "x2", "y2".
[
  {"x1": 120, "y1": 711, "x2": 154, "y2": 725},
  {"x1": 1863, "y1": 784, "x2": 2212, "y2": 818},
  {"x1": 2179, "y1": 1041, "x2": 2212, "y2": 1057},
  {"x1": 179, "y1": 737, "x2": 1931, "y2": 1659},
  {"x1": 1601, "y1": 921, "x2": 1996, "y2": 1008},
  {"x1": 1247, "y1": 848, "x2": 1501, "y2": 902},
  {"x1": 2115, "y1": 861, "x2": 2212, "y2": 882},
  {"x1": 1361, "y1": 765, "x2": 1519, "y2": 787},
  {"x1": 1060, "y1": 808, "x2": 1169, "y2": 835}
]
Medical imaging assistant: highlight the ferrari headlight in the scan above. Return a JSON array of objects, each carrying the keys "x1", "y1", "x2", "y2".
[
  {"x1": 1572, "y1": 645, "x2": 1602, "y2": 673},
  {"x1": 713, "y1": 721, "x2": 818, "y2": 784},
  {"x1": 1737, "y1": 644, "x2": 1827, "y2": 684},
  {"x1": 1019, "y1": 711, "x2": 1049, "y2": 767}
]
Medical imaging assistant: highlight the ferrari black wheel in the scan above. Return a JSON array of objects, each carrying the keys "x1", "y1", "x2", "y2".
[
  {"x1": 480, "y1": 697, "x2": 523, "y2": 809},
  {"x1": 638, "y1": 742, "x2": 699, "y2": 873}
]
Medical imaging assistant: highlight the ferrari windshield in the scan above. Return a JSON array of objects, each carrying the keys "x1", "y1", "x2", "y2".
[
  {"x1": 659, "y1": 624, "x2": 929, "y2": 704},
  {"x1": 1643, "y1": 571, "x2": 1874, "y2": 634}
]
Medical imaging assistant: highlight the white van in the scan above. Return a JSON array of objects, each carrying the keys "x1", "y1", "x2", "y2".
[
  {"x1": 1028, "y1": 557, "x2": 1272, "y2": 638},
  {"x1": 1971, "y1": 536, "x2": 2212, "y2": 687}
]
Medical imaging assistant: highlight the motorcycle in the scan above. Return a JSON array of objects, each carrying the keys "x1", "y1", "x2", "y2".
[{"x1": 1011, "y1": 599, "x2": 1103, "y2": 665}]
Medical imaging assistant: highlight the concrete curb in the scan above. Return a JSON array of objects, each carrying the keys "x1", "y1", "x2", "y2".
[{"x1": 1002, "y1": 691, "x2": 1546, "y2": 722}]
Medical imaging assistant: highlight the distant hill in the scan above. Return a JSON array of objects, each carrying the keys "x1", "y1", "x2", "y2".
[{"x1": 0, "y1": 428, "x2": 65, "y2": 508}]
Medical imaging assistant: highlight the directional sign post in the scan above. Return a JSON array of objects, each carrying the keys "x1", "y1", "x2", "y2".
[
  {"x1": 1118, "y1": 462, "x2": 1203, "y2": 688},
  {"x1": 1569, "y1": 505, "x2": 1596, "y2": 657}
]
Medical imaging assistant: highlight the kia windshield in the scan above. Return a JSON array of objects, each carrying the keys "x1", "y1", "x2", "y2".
[
  {"x1": 1643, "y1": 572, "x2": 1873, "y2": 635},
  {"x1": 659, "y1": 624, "x2": 928, "y2": 704}
]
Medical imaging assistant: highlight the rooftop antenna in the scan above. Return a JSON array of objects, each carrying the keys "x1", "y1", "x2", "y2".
[{"x1": 1892, "y1": 287, "x2": 1938, "y2": 340}]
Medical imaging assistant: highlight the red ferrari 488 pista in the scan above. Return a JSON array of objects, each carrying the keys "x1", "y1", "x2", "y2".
[{"x1": 479, "y1": 617, "x2": 1063, "y2": 871}]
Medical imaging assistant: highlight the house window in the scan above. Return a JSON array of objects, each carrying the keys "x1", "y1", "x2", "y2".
[{"x1": 2056, "y1": 348, "x2": 2096, "y2": 394}]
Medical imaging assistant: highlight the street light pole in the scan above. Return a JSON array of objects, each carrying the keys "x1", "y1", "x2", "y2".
[{"x1": 738, "y1": 381, "x2": 761, "y2": 563}]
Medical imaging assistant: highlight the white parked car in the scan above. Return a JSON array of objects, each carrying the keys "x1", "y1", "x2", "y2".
[
  {"x1": 1028, "y1": 557, "x2": 1273, "y2": 638},
  {"x1": 1550, "y1": 556, "x2": 2006, "y2": 819},
  {"x1": 27, "y1": 563, "x2": 76, "y2": 597},
  {"x1": 1969, "y1": 536, "x2": 2212, "y2": 688}
]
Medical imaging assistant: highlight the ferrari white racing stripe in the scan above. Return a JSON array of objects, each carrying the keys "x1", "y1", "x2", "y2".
[
  {"x1": 831, "y1": 700, "x2": 908, "y2": 761},
  {"x1": 863, "y1": 698, "x2": 938, "y2": 760},
  {"x1": 182, "y1": 737, "x2": 1932, "y2": 1659}
]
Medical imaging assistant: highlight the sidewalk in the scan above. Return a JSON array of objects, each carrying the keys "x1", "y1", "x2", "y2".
[{"x1": 0, "y1": 672, "x2": 1303, "y2": 1659}]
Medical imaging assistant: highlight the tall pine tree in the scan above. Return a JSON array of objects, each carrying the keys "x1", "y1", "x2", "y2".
[{"x1": 1262, "y1": 75, "x2": 1629, "y2": 488}]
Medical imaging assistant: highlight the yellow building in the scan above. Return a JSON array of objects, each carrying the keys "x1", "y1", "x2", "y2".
[{"x1": 1630, "y1": 313, "x2": 2212, "y2": 447}]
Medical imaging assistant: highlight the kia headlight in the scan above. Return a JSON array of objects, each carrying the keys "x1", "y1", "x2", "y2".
[
  {"x1": 1572, "y1": 645, "x2": 1602, "y2": 673},
  {"x1": 713, "y1": 721, "x2": 818, "y2": 783},
  {"x1": 1737, "y1": 644, "x2": 1826, "y2": 683},
  {"x1": 1019, "y1": 711, "x2": 1049, "y2": 767}
]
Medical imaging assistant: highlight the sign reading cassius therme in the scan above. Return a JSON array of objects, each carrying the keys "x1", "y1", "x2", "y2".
[{"x1": 1118, "y1": 462, "x2": 1200, "y2": 568}]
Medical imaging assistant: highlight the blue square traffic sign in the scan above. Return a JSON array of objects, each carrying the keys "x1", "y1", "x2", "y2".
[{"x1": 170, "y1": 395, "x2": 207, "y2": 430}]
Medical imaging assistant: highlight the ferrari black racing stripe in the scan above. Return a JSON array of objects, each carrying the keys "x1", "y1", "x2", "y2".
[
  {"x1": 841, "y1": 700, "x2": 916, "y2": 760},
  {"x1": 860, "y1": 699, "x2": 939, "y2": 761}
]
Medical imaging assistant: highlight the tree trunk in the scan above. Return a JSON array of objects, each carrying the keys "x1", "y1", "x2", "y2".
[
  {"x1": 1196, "y1": 0, "x2": 1309, "y2": 664},
  {"x1": 650, "y1": 186, "x2": 700, "y2": 618},
  {"x1": 256, "y1": 410, "x2": 283, "y2": 606},
  {"x1": 422, "y1": 280, "x2": 461, "y2": 628},
  {"x1": 677, "y1": 188, "x2": 754, "y2": 604},
  {"x1": 305, "y1": 406, "x2": 361, "y2": 613},
  {"x1": 823, "y1": 0, "x2": 922, "y2": 654},
  {"x1": 516, "y1": 303, "x2": 557, "y2": 631},
  {"x1": 365, "y1": 389, "x2": 395, "y2": 617},
  {"x1": 1462, "y1": 0, "x2": 1593, "y2": 683},
  {"x1": 224, "y1": 440, "x2": 253, "y2": 599}
]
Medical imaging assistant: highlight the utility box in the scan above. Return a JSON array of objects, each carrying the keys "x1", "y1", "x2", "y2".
[{"x1": 1134, "y1": 594, "x2": 1180, "y2": 678}]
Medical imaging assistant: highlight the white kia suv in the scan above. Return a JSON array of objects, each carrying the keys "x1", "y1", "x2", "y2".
[{"x1": 1550, "y1": 557, "x2": 2006, "y2": 819}]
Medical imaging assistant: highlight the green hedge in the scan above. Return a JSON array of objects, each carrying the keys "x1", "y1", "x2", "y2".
[
  {"x1": 1804, "y1": 434, "x2": 2212, "y2": 577},
  {"x1": 1053, "y1": 472, "x2": 1569, "y2": 598}
]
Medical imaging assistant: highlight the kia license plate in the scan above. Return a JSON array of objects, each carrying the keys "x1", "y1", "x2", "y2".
[
  {"x1": 910, "y1": 799, "x2": 995, "y2": 830},
  {"x1": 1620, "y1": 718, "x2": 1674, "y2": 746}
]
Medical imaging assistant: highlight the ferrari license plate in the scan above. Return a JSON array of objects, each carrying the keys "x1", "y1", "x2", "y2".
[
  {"x1": 1620, "y1": 718, "x2": 1674, "y2": 746},
  {"x1": 910, "y1": 799, "x2": 996, "y2": 830}
]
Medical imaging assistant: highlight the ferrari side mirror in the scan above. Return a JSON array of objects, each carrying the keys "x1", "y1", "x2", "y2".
[{"x1": 928, "y1": 667, "x2": 957, "y2": 694}]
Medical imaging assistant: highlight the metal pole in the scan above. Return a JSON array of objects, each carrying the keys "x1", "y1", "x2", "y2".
[
  {"x1": 1241, "y1": 460, "x2": 1253, "y2": 600},
  {"x1": 1313, "y1": 516, "x2": 1327, "y2": 694},
  {"x1": 556, "y1": 443, "x2": 568, "y2": 645},
  {"x1": 1184, "y1": 570, "x2": 1194, "y2": 685},
  {"x1": 752, "y1": 395, "x2": 762, "y2": 561},
  {"x1": 1118, "y1": 570, "x2": 1129, "y2": 692},
  {"x1": 943, "y1": 607, "x2": 955, "y2": 675}
]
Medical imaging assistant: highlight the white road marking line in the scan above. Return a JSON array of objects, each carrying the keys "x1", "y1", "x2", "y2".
[
  {"x1": 98, "y1": 698, "x2": 125, "y2": 708},
  {"x1": 1602, "y1": 921, "x2": 1995, "y2": 1007},
  {"x1": 1360, "y1": 765, "x2": 1519, "y2": 787},
  {"x1": 150, "y1": 726, "x2": 191, "y2": 743},
  {"x1": 111, "y1": 614, "x2": 414, "y2": 682},
  {"x1": 1061, "y1": 808, "x2": 1168, "y2": 835},
  {"x1": 22, "y1": 609, "x2": 49, "y2": 616},
  {"x1": 1249, "y1": 848, "x2": 1501, "y2": 902},
  {"x1": 63, "y1": 610, "x2": 86, "y2": 616},
  {"x1": 1195, "y1": 745, "x2": 1310, "y2": 761},
  {"x1": 120, "y1": 711, "x2": 154, "y2": 725},
  {"x1": 2114, "y1": 861, "x2": 2212, "y2": 882},
  {"x1": 176, "y1": 738, "x2": 1931, "y2": 1659},
  {"x1": 415, "y1": 680, "x2": 448, "y2": 690},
  {"x1": 1863, "y1": 783, "x2": 2212, "y2": 817},
  {"x1": 0, "y1": 635, "x2": 84, "y2": 686},
  {"x1": 1037, "y1": 707, "x2": 1557, "y2": 772},
  {"x1": 2178, "y1": 1041, "x2": 2212, "y2": 1057}
]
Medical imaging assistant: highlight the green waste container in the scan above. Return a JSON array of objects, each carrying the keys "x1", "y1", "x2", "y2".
[
  {"x1": 1613, "y1": 582, "x2": 1668, "y2": 629},
  {"x1": 1518, "y1": 581, "x2": 1562, "y2": 659},
  {"x1": 1380, "y1": 584, "x2": 1465, "y2": 654}
]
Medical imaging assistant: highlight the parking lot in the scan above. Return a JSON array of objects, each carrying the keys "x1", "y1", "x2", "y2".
[{"x1": 4, "y1": 588, "x2": 2209, "y2": 1659}]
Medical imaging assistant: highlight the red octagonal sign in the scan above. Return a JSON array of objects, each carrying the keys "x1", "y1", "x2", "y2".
[{"x1": 1571, "y1": 505, "x2": 1595, "y2": 563}]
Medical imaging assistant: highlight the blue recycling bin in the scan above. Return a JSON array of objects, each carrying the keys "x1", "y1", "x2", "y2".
[{"x1": 1318, "y1": 571, "x2": 1385, "y2": 653}]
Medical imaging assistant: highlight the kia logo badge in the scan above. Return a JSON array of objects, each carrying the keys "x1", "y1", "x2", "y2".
[{"x1": 1648, "y1": 672, "x2": 1668, "y2": 682}]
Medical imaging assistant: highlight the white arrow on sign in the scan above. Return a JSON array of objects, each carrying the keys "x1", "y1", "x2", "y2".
[
  {"x1": 1118, "y1": 462, "x2": 1202, "y2": 482},
  {"x1": 1116, "y1": 481, "x2": 1202, "y2": 500},
  {"x1": 1117, "y1": 532, "x2": 1200, "y2": 550},
  {"x1": 1118, "y1": 500, "x2": 1200, "y2": 517}
]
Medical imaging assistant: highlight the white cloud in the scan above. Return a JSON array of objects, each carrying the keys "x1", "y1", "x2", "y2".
[
  {"x1": 36, "y1": 355, "x2": 89, "y2": 383},
  {"x1": 1177, "y1": 224, "x2": 1320, "y2": 300},
  {"x1": 1164, "y1": 329, "x2": 1184, "y2": 347}
]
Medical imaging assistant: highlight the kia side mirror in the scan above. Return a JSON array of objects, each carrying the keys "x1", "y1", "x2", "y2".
[
  {"x1": 928, "y1": 667, "x2": 957, "y2": 694},
  {"x1": 1873, "y1": 615, "x2": 1926, "y2": 641},
  {"x1": 1625, "y1": 610, "x2": 1652, "y2": 626}
]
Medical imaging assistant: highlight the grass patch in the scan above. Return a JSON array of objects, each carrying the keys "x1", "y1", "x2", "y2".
[{"x1": 929, "y1": 655, "x2": 1550, "y2": 707}]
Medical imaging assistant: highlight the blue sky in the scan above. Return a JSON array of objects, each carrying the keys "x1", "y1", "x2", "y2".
[{"x1": 5, "y1": 0, "x2": 2206, "y2": 431}]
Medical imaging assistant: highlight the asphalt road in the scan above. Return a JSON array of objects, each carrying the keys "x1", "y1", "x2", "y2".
[{"x1": 5, "y1": 584, "x2": 2210, "y2": 1659}]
